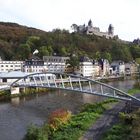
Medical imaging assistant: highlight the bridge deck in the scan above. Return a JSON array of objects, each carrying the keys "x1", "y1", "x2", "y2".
[{"x1": 9, "y1": 72, "x2": 140, "y2": 103}]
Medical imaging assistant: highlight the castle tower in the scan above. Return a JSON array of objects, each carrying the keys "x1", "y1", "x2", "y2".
[
  {"x1": 108, "y1": 24, "x2": 114, "y2": 35},
  {"x1": 88, "y1": 19, "x2": 93, "y2": 27}
]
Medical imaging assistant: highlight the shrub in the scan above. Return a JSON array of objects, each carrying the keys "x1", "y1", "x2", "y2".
[
  {"x1": 24, "y1": 124, "x2": 48, "y2": 140},
  {"x1": 80, "y1": 103, "x2": 106, "y2": 113},
  {"x1": 102, "y1": 124, "x2": 131, "y2": 140},
  {"x1": 119, "y1": 112, "x2": 136, "y2": 125},
  {"x1": 48, "y1": 108, "x2": 71, "y2": 132},
  {"x1": 133, "y1": 81, "x2": 140, "y2": 89}
]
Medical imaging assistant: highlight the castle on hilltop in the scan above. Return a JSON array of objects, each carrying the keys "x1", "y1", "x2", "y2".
[{"x1": 71, "y1": 19, "x2": 114, "y2": 39}]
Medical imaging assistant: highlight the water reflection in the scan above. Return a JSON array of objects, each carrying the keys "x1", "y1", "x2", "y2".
[
  {"x1": 11, "y1": 97, "x2": 20, "y2": 106},
  {"x1": 82, "y1": 94, "x2": 105, "y2": 104}
]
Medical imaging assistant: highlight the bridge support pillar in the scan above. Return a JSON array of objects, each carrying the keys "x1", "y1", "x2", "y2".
[
  {"x1": 10, "y1": 87, "x2": 20, "y2": 94},
  {"x1": 125, "y1": 101, "x2": 132, "y2": 113}
]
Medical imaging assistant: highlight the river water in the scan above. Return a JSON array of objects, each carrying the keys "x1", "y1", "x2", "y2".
[{"x1": 0, "y1": 79, "x2": 136, "y2": 140}]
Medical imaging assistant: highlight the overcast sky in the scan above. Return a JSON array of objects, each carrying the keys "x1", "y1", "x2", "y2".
[{"x1": 0, "y1": 0, "x2": 140, "y2": 41}]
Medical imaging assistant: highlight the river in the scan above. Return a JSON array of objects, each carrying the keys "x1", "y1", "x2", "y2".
[{"x1": 0, "y1": 79, "x2": 136, "y2": 140}]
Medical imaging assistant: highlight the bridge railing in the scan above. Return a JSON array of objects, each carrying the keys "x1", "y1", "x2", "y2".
[{"x1": 11, "y1": 72, "x2": 140, "y2": 102}]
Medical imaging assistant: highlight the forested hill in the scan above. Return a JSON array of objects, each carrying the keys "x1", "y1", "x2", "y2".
[
  {"x1": 0, "y1": 22, "x2": 140, "y2": 62},
  {"x1": 0, "y1": 22, "x2": 46, "y2": 60}
]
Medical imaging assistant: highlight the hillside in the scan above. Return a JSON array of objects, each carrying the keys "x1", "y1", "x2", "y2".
[
  {"x1": 0, "y1": 22, "x2": 139, "y2": 62},
  {"x1": 0, "y1": 22, "x2": 47, "y2": 60}
]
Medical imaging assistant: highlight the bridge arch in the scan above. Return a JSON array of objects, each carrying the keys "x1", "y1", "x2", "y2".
[{"x1": 11, "y1": 72, "x2": 140, "y2": 102}]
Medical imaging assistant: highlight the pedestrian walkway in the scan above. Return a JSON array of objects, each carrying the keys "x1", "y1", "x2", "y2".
[{"x1": 80, "y1": 101, "x2": 126, "y2": 140}]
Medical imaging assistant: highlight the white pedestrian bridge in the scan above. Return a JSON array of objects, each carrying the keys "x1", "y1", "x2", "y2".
[{"x1": 1, "y1": 72, "x2": 140, "y2": 103}]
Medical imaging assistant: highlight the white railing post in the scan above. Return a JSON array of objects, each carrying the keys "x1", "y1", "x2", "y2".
[
  {"x1": 60, "y1": 74, "x2": 65, "y2": 88},
  {"x1": 39, "y1": 75, "x2": 43, "y2": 86},
  {"x1": 53, "y1": 75, "x2": 57, "y2": 87},
  {"x1": 33, "y1": 76, "x2": 37, "y2": 86},
  {"x1": 89, "y1": 81, "x2": 92, "y2": 92},
  {"x1": 45, "y1": 74, "x2": 50, "y2": 87},
  {"x1": 28, "y1": 77, "x2": 31, "y2": 86},
  {"x1": 113, "y1": 90, "x2": 116, "y2": 96},
  {"x1": 101, "y1": 85, "x2": 103, "y2": 95},
  {"x1": 79, "y1": 78, "x2": 82, "y2": 91},
  {"x1": 69, "y1": 76, "x2": 73, "y2": 89},
  {"x1": 22, "y1": 79, "x2": 26, "y2": 86}
]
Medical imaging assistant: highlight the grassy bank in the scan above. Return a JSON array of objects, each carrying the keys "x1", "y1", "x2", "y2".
[
  {"x1": 0, "y1": 87, "x2": 51, "y2": 101},
  {"x1": 102, "y1": 123, "x2": 131, "y2": 140},
  {"x1": 0, "y1": 90, "x2": 11, "y2": 101},
  {"x1": 99, "y1": 76, "x2": 125, "y2": 83},
  {"x1": 128, "y1": 88, "x2": 140, "y2": 95},
  {"x1": 102, "y1": 85, "x2": 140, "y2": 140},
  {"x1": 101, "y1": 84, "x2": 140, "y2": 140},
  {"x1": 102, "y1": 108, "x2": 140, "y2": 140},
  {"x1": 128, "y1": 80, "x2": 140, "y2": 95},
  {"x1": 24, "y1": 99, "x2": 117, "y2": 140}
]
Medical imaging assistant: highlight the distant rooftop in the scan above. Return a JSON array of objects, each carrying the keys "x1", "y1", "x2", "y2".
[{"x1": 0, "y1": 71, "x2": 30, "y2": 78}]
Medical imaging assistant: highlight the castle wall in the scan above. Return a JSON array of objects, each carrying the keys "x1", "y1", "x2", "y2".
[{"x1": 87, "y1": 28, "x2": 114, "y2": 38}]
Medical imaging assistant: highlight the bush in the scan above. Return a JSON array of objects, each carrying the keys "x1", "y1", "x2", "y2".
[
  {"x1": 119, "y1": 112, "x2": 136, "y2": 125},
  {"x1": 48, "y1": 108, "x2": 71, "y2": 132},
  {"x1": 24, "y1": 124, "x2": 48, "y2": 140},
  {"x1": 102, "y1": 124, "x2": 131, "y2": 140},
  {"x1": 133, "y1": 81, "x2": 140, "y2": 89},
  {"x1": 80, "y1": 102, "x2": 106, "y2": 114}
]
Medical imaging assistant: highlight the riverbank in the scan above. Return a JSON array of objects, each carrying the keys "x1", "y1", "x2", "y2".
[
  {"x1": 80, "y1": 87, "x2": 140, "y2": 140},
  {"x1": 0, "y1": 87, "x2": 53, "y2": 101},
  {"x1": 98, "y1": 76, "x2": 125, "y2": 83},
  {"x1": 128, "y1": 88, "x2": 140, "y2": 95},
  {"x1": 80, "y1": 101, "x2": 126, "y2": 140},
  {"x1": 102, "y1": 100, "x2": 140, "y2": 140},
  {"x1": 24, "y1": 99, "x2": 118, "y2": 140}
]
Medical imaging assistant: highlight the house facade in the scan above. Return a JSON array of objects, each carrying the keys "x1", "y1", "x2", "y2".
[
  {"x1": 0, "y1": 57, "x2": 23, "y2": 72},
  {"x1": 77, "y1": 57, "x2": 94, "y2": 77},
  {"x1": 125, "y1": 62, "x2": 139, "y2": 75},
  {"x1": 110, "y1": 61, "x2": 125, "y2": 75},
  {"x1": 98, "y1": 59, "x2": 110, "y2": 76},
  {"x1": 79, "y1": 61, "x2": 94, "y2": 77},
  {"x1": 43, "y1": 56, "x2": 69, "y2": 73},
  {"x1": 23, "y1": 56, "x2": 46, "y2": 73}
]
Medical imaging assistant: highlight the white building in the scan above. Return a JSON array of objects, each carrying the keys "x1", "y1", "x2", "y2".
[
  {"x1": 23, "y1": 56, "x2": 46, "y2": 73},
  {"x1": 76, "y1": 57, "x2": 101, "y2": 78},
  {"x1": 76, "y1": 57, "x2": 95, "y2": 77},
  {"x1": 0, "y1": 58, "x2": 23, "y2": 72},
  {"x1": 79, "y1": 61, "x2": 94, "y2": 77},
  {"x1": 43, "y1": 56, "x2": 69, "y2": 73},
  {"x1": 125, "y1": 62, "x2": 139, "y2": 75},
  {"x1": 98, "y1": 59, "x2": 110, "y2": 76},
  {"x1": 92, "y1": 65, "x2": 100, "y2": 77},
  {"x1": 110, "y1": 61, "x2": 125, "y2": 75}
]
